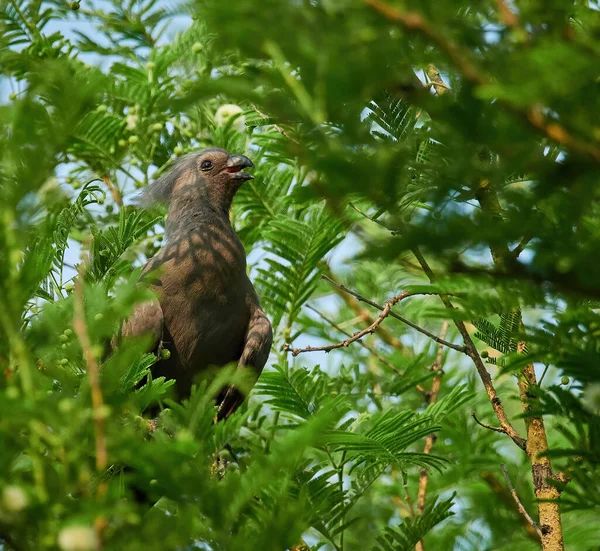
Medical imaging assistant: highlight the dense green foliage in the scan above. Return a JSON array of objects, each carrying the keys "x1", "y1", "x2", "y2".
[{"x1": 1, "y1": 0, "x2": 600, "y2": 549}]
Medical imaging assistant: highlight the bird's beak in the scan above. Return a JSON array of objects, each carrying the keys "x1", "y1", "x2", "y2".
[{"x1": 223, "y1": 154, "x2": 254, "y2": 181}]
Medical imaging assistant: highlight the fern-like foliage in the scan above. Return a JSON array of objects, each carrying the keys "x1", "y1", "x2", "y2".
[
  {"x1": 88, "y1": 209, "x2": 161, "y2": 285},
  {"x1": 373, "y1": 494, "x2": 455, "y2": 551},
  {"x1": 258, "y1": 204, "x2": 344, "y2": 327},
  {"x1": 474, "y1": 311, "x2": 527, "y2": 360}
]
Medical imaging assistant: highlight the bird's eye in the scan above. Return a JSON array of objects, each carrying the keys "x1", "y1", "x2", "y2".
[{"x1": 200, "y1": 160, "x2": 213, "y2": 170}]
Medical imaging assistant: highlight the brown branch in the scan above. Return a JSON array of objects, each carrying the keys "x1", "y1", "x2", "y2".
[
  {"x1": 284, "y1": 291, "x2": 413, "y2": 356},
  {"x1": 511, "y1": 235, "x2": 532, "y2": 259},
  {"x1": 305, "y1": 306, "x2": 398, "y2": 375},
  {"x1": 481, "y1": 472, "x2": 540, "y2": 541},
  {"x1": 415, "y1": 321, "x2": 448, "y2": 551},
  {"x1": 472, "y1": 411, "x2": 513, "y2": 437},
  {"x1": 304, "y1": 305, "x2": 427, "y2": 394},
  {"x1": 73, "y1": 260, "x2": 108, "y2": 548},
  {"x1": 102, "y1": 175, "x2": 122, "y2": 206},
  {"x1": 408, "y1": 248, "x2": 527, "y2": 450},
  {"x1": 425, "y1": 64, "x2": 449, "y2": 96},
  {"x1": 321, "y1": 275, "x2": 467, "y2": 353},
  {"x1": 290, "y1": 541, "x2": 312, "y2": 551},
  {"x1": 500, "y1": 463, "x2": 543, "y2": 540},
  {"x1": 365, "y1": 0, "x2": 600, "y2": 162},
  {"x1": 250, "y1": 104, "x2": 298, "y2": 143},
  {"x1": 496, "y1": 0, "x2": 519, "y2": 27},
  {"x1": 476, "y1": 175, "x2": 565, "y2": 549}
]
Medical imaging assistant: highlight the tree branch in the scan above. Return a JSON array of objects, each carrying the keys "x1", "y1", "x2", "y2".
[
  {"x1": 472, "y1": 411, "x2": 514, "y2": 437},
  {"x1": 500, "y1": 463, "x2": 543, "y2": 540},
  {"x1": 73, "y1": 260, "x2": 108, "y2": 548},
  {"x1": 285, "y1": 290, "x2": 413, "y2": 356},
  {"x1": 365, "y1": 0, "x2": 600, "y2": 162},
  {"x1": 408, "y1": 248, "x2": 527, "y2": 451},
  {"x1": 102, "y1": 174, "x2": 122, "y2": 206},
  {"x1": 320, "y1": 275, "x2": 467, "y2": 353},
  {"x1": 416, "y1": 321, "x2": 449, "y2": 551}
]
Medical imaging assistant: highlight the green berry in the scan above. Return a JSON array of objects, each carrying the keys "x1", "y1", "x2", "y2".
[
  {"x1": 173, "y1": 146, "x2": 183, "y2": 155},
  {"x1": 151, "y1": 122, "x2": 163, "y2": 132},
  {"x1": 58, "y1": 399, "x2": 73, "y2": 413},
  {"x1": 561, "y1": 376, "x2": 570, "y2": 386},
  {"x1": 160, "y1": 348, "x2": 171, "y2": 360},
  {"x1": 59, "y1": 334, "x2": 69, "y2": 343},
  {"x1": 61, "y1": 344, "x2": 67, "y2": 350},
  {"x1": 97, "y1": 197, "x2": 105, "y2": 205},
  {"x1": 94, "y1": 313, "x2": 104, "y2": 321},
  {"x1": 64, "y1": 282, "x2": 74, "y2": 292},
  {"x1": 118, "y1": 139, "x2": 127, "y2": 147},
  {"x1": 72, "y1": 181, "x2": 82, "y2": 189},
  {"x1": 97, "y1": 104, "x2": 107, "y2": 112},
  {"x1": 105, "y1": 204, "x2": 114, "y2": 213},
  {"x1": 128, "y1": 135, "x2": 139, "y2": 144},
  {"x1": 6, "y1": 387, "x2": 19, "y2": 400},
  {"x1": 70, "y1": 1, "x2": 80, "y2": 10},
  {"x1": 9, "y1": 93, "x2": 17, "y2": 101},
  {"x1": 63, "y1": 329, "x2": 73, "y2": 337},
  {"x1": 59, "y1": 358, "x2": 69, "y2": 366},
  {"x1": 192, "y1": 42, "x2": 203, "y2": 54},
  {"x1": 65, "y1": 177, "x2": 73, "y2": 183},
  {"x1": 481, "y1": 350, "x2": 489, "y2": 358}
]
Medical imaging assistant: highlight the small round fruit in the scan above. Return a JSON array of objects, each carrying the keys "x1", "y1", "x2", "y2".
[
  {"x1": 118, "y1": 139, "x2": 127, "y2": 147},
  {"x1": 561, "y1": 376, "x2": 570, "y2": 386},
  {"x1": 70, "y1": 1, "x2": 80, "y2": 10},
  {"x1": 173, "y1": 146, "x2": 183, "y2": 155},
  {"x1": 128, "y1": 135, "x2": 139, "y2": 144},
  {"x1": 481, "y1": 350, "x2": 489, "y2": 358},
  {"x1": 151, "y1": 123, "x2": 163, "y2": 132},
  {"x1": 192, "y1": 42, "x2": 202, "y2": 54},
  {"x1": 160, "y1": 349, "x2": 171, "y2": 360},
  {"x1": 94, "y1": 313, "x2": 104, "y2": 321},
  {"x1": 9, "y1": 93, "x2": 17, "y2": 101}
]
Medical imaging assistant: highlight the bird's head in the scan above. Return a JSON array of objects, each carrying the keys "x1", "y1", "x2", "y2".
[{"x1": 140, "y1": 148, "x2": 254, "y2": 214}]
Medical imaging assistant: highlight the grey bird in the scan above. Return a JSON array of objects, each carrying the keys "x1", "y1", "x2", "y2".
[{"x1": 120, "y1": 148, "x2": 272, "y2": 420}]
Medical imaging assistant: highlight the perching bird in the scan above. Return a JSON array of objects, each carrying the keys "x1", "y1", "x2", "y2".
[{"x1": 120, "y1": 148, "x2": 272, "y2": 420}]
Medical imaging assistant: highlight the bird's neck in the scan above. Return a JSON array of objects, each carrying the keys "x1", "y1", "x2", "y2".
[{"x1": 165, "y1": 188, "x2": 233, "y2": 236}]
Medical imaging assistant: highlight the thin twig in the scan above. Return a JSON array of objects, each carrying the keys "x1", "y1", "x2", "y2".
[
  {"x1": 73, "y1": 260, "x2": 108, "y2": 548},
  {"x1": 348, "y1": 202, "x2": 399, "y2": 233},
  {"x1": 250, "y1": 104, "x2": 298, "y2": 143},
  {"x1": 305, "y1": 305, "x2": 426, "y2": 394},
  {"x1": 305, "y1": 305, "x2": 399, "y2": 375},
  {"x1": 416, "y1": 321, "x2": 449, "y2": 551},
  {"x1": 500, "y1": 463, "x2": 543, "y2": 539},
  {"x1": 480, "y1": 472, "x2": 540, "y2": 541},
  {"x1": 284, "y1": 291, "x2": 413, "y2": 355},
  {"x1": 408, "y1": 248, "x2": 527, "y2": 450},
  {"x1": 102, "y1": 175, "x2": 122, "y2": 206},
  {"x1": 471, "y1": 411, "x2": 513, "y2": 437},
  {"x1": 321, "y1": 275, "x2": 467, "y2": 353},
  {"x1": 327, "y1": 271, "x2": 408, "y2": 353}
]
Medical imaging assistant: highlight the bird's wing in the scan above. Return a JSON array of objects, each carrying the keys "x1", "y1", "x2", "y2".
[
  {"x1": 119, "y1": 299, "x2": 164, "y2": 354},
  {"x1": 216, "y1": 308, "x2": 272, "y2": 421}
]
